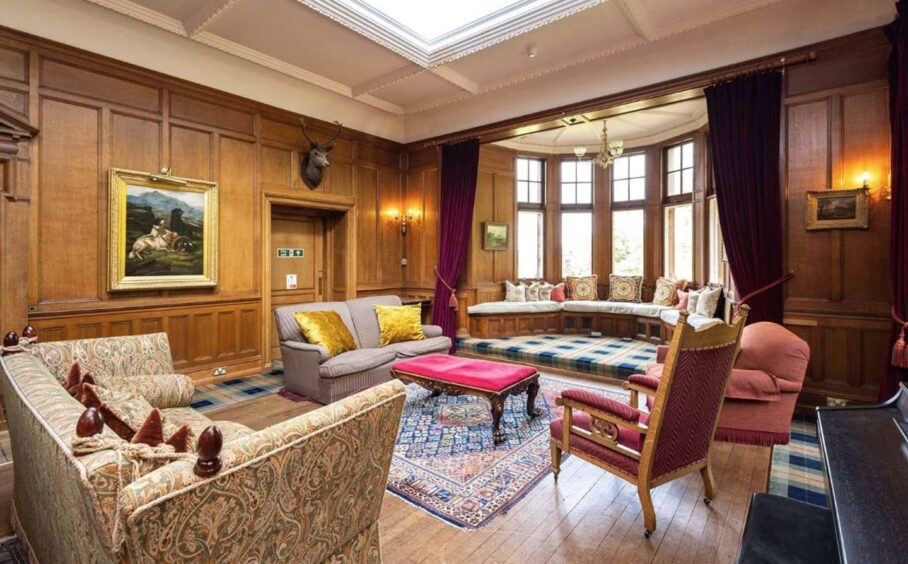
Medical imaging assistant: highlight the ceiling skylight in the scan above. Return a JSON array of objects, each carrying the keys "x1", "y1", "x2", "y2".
[
  {"x1": 300, "y1": 0, "x2": 605, "y2": 67},
  {"x1": 362, "y1": 0, "x2": 524, "y2": 41}
]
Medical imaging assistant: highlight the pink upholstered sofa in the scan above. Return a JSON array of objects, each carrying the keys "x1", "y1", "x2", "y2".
[{"x1": 640, "y1": 321, "x2": 809, "y2": 446}]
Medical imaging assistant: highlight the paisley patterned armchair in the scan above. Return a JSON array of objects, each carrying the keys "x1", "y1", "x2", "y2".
[{"x1": 1, "y1": 333, "x2": 406, "y2": 563}]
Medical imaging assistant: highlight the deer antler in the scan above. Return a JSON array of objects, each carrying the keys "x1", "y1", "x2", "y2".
[
  {"x1": 324, "y1": 120, "x2": 343, "y2": 146},
  {"x1": 299, "y1": 119, "x2": 317, "y2": 145}
]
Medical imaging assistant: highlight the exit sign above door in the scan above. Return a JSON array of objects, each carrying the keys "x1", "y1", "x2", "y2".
[{"x1": 276, "y1": 248, "x2": 304, "y2": 258}]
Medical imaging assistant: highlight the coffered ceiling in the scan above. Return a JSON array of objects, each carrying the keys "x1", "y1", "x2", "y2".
[{"x1": 5, "y1": 0, "x2": 896, "y2": 142}]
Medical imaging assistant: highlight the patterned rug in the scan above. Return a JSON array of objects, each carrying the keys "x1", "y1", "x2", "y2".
[
  {"x1": 387, "y1": 375, "x2": 626, "y2": 529},
  {"x1": 768, "y1": 415, "x2": 827, "y2": 507},
  {"x1": 190, "y1": 372, "x2": 285, "y2": 412},
  {"x1": 457, "y1": 334, "x2": 657, "y2": 380}
]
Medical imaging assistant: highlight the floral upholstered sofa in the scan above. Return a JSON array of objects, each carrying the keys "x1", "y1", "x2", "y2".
[{"x1": 0, "y1": 333, "x2": 406, "y2": 563}]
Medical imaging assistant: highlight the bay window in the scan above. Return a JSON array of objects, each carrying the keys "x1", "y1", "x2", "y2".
[
  {"x1": 560, "y1": 159, "x2": 594, "y2": 277},
  {"x1": 664, "y1": 203, "x2": 693, "y2": 281}
]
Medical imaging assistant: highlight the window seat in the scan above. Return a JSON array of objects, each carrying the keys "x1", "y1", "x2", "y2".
[
  {"x1": 467, "y1": 300, "x2": 563, "y2": 315},
  {"x1": 562, "y1": 300, "x2": 670, "y2": 318},
  {"x1": 659, "y1": 308, "x2": 724, "y2": 330}
]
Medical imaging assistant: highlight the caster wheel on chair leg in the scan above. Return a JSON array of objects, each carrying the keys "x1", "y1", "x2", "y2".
[
  {"x1": 644, "y1": 529, "x2": 652, "y2": 538},
  {"x1": 703, "y1": 497, "x2": 712, "y2": 505}
]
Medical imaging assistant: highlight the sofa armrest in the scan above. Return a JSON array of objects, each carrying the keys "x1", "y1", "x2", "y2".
[
  {"x1": 118, "y1": 380, "x2": 407, "y2": 563},
  {"x1": 656, "y1": 345, "x2": 669, "y2": 363},
  {"x1": 422, "y1": 324, "x2": 444, "y2": 339},
  {"x1": 727, "y1": 368, "x2": 783, "y2": 401},
  {"x1": 282, "y1": 340, "x2": 329, "y2": 363}
]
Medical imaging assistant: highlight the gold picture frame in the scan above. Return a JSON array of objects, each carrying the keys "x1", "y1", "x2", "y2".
[
  {"x1": 805, "y1": 187, "x2": 869, "y2": 231},
  {"x1": 483, "y1": 222, "x2": 509, "y2": 251},
  {"x1": 108, "y1": 168, "x2": 218, "y2": 291}
]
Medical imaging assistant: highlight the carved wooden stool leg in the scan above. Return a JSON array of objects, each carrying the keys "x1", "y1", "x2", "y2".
[
  {"x1": 490, "y1": 396, "x2": 505, "y2": 444},
  {"x1": 526, "y1": 377, "x2": 543, "y2": 417},
  {"x1": 430, "y1": 389, "x2": 442, "y2": 397}
]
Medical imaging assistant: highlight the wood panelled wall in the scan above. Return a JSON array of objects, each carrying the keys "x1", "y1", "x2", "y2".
[
  {"x1": 0, "y1": 28, "x2": 437, "y2": 382},
  {"x1": 782, "y1": 32, "x2": 892, "y2": 405}
]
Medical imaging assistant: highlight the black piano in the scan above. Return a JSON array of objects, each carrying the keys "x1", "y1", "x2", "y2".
[{"x1": 738, "y1": 384, "x2": 908, "y2": 564}]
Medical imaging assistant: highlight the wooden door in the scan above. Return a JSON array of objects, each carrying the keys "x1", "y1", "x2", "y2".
[{"x1": 270, "y1": 213, "x2": 327, "y2": 360}]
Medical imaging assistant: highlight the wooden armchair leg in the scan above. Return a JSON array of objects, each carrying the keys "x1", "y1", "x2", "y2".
[
  {"x1": 551, "y1": 443, "x2": 562, "y2": 480},
  {"x1": 639, "y1": 486, "x2": 656, "y2": 537},
  {"x1": 701, "y1": 463, "x2": 716, "y2": 503}
]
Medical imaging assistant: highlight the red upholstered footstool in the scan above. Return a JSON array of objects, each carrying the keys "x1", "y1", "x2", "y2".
[{"x1": 391, "y1": 355, "x2": 542, "y2": 444}]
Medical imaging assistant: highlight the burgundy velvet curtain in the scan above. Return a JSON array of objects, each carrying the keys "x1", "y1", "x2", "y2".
[
  {"x1": 431, "y1": 140, "x2": 480, "y2": 351},
  {"x1": 705, "y1": 72, "x2": 785, "y2": 324},
  {"x1": 881, "y1": 2, "x2": 908, "y2": 400}
]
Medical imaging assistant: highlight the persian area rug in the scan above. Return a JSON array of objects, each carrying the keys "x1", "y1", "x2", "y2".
[
  {"x1": 0, "y1": 536, "x2": 27, "y2": 564},
  {"x1": 387, "y1": 376, "x2": 626, "y2": 529}
]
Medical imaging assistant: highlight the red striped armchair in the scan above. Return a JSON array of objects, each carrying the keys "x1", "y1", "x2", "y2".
[{"x1": 550, "y1": 306, "x2": 749, "y2": 537}]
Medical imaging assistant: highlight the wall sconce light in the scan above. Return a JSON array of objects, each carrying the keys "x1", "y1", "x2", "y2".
[
  {"x1": 859, "y1": 170, "x2": 892, "y2": 201},
  {"x1": 861, "y1": 171, "x2": 870, "y2": 189},
  {"x1": 390, "y1": 209, "x2": 419, "y2": 235}
]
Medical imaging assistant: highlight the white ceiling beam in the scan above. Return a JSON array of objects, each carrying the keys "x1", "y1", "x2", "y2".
[
  {"x1": 614, "y1": 0, "x2": 659, "y2": 42},
  {"x1": 182, "y1": 0, "x2": 244, "y2": 37},
  {"x1": 429, "y1": 66, "x2": 480, "y2": 95},
  {"x1": 351, "y1": 64, "x2": 424, "y2": 98}
]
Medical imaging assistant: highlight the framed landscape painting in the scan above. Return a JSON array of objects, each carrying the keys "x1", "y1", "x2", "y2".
[
  {"x1": 805, "y1": 187, "x2": 869, "y2": 231},
  {"x1": 483, "y1": 222, "x2": 509, "y2": 251},
  {"x1": 108, "y1": 168, "x2": 218, "y2": 291}
]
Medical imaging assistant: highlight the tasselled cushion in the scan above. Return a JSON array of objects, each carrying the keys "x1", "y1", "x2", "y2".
[{"x1": 609, "y1": 275, "x2": 642, "y2": 303}]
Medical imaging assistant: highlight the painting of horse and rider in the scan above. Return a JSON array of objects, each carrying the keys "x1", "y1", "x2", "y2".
[{"x1": 108, "y1": 168, "x2": 218, "y2": 291}]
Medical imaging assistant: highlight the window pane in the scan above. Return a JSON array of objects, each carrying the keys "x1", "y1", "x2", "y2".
[
  {"x1": 629, "y1": 154, "x2": 646, "y2": 178},
  {"x1": 517, "y1": 181, "x2": 528, "y2": 202},
  {"x1": 577, "y1": 161, "x2": 592, "y2": 182},
  {"x1": 682, "y1": 142, "x2": 694, "y2": 168},
  {"x1": 664, "y1": 204, "x2": 693, "y2": 281},
  {"x1": 629, "y1": 178, "x2": 646, "y2": 201},
  {"x1": 682, "y1": 168, "x2": 694, "y2": 194},
  {"x1": 529, "y1": 160, "x2": 542, "y2": 181},
  {"x1": 612, "y1": 209, "x2": 644, "y2": 276},
  {"x1": 613, "y1": 179, "x2": 629, "y2": 202},
  {"x1": 561, "y1": 161, "x2": 576, "y2": 182},
  {"x1": 708, "y1": 198, "x2": 724, "y2": 284},
  {"x1": 667, "y1": 171, "x2": 681, "y2": 196},
  {"x1": 613, "y1": 156, "x2": 629, "y2": 180},
  {"x1": 561, "y1": 184, "x2": 576, "y2": 204},
  {"x1": 562, "y1": 212, "x2": 592, "y2": 277},
  {"x1": 518, "y1": 211, "x2": 544, "y2": 279},
  {"x1": 529, "y1": 183, "x2": 541, "y2": 203},
  {"x1": 667, "y1": 146, "x2": 681, "y2": 171},
  {"x1": 518, "y1": 158, "x2": 528, "y2": 180},
  {"x1": 576, "y1": 182, "x2": 592, "y2": 204}
]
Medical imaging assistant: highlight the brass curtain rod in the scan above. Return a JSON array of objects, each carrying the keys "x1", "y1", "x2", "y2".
[{"x1": 423, "y1": 49, "x2": 818, "y2": 149}]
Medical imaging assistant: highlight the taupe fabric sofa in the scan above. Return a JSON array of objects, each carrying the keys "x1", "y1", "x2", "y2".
[{"x1": 274, "y1": 295, "x2": 451, "y2": 403}]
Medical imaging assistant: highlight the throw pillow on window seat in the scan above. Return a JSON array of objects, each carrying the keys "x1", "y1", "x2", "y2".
[
  {"x1": 608, "y1": 275, "x2": 642, "y2": 303},
  {"x1": 696, "y1": 285, "x2": 723, "y2": 317},
  {"x1": 686, "y1": 288, "x2": 702, "y2": 313},
  {"x1": 539, "y1": 282, "x2": 555, "y2": 301},
  {"x1": 526, "y1": 281, "x2": 542, "y2": 301},
  {"x1": 375, "y1": 304, "x2": 426, "y2": 346},
  {"x1": 567, "y1": 275, "x2": 598, "y2": 301},
  {"x1": 550, "y1": 283, "x2": 567, "y2": 302},
  {"x1": 505, "y1": 280, "x2": 527, "y2": 302},
  {"x1": 653, "y1": 277, "x2": 687, "y2": 306}
]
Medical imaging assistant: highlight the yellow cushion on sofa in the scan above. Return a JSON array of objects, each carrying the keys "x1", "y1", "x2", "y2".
[
  {"x1": 375, "y1": 304, "x2": 425, "y2": 347},
  {"x1": 293, "y1": 310, "x2": 357, "y2": 359}
]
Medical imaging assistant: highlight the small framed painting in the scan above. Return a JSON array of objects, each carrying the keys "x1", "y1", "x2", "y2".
[
  {"x1": 108, "y1": 168, "x2": 218, "y2": 291},
  {"x1": 483, "y1": 222, "x2": 509, "y2": 251},
  {"x1": 805, "y1": 188, "x2": 869, "y2": 231}
]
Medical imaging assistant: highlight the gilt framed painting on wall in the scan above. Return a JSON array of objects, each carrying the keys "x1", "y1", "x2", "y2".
[
  {"x1": 483, "y1": 222, "x2": 509, "y2": 251},
  {"x1": 805, "y1": 187, "x2": 869, "y2": 231},
  {"x1": 108, "y1": 168, "x2": 218, "y2": 291}
]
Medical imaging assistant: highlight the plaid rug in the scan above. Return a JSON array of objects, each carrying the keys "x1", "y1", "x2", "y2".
[
  {"x1": 190, "y1": 372, "x2": 284, "y2": 412},
  {"x1": 457, "y1": 334, "x2": 657, "y2": 380},
  {"x1": 768, "y1": 415, "x2": 827, "y2": 507},
  {"x1": 387, "y1": 376, "x2": 626, "y2": 529}
]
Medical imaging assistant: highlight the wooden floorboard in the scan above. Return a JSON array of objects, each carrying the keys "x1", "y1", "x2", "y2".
[
  {"x1": 0, "y1": 372, "x2": 770, "y2": 562},
  {"x1": 208, "y1": 373, "x2": 771, "y2": 564}
]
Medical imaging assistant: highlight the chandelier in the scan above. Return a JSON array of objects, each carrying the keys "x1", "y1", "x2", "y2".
[{"x1": 593, "y1": 121, "x2": 623, "y2": 169}]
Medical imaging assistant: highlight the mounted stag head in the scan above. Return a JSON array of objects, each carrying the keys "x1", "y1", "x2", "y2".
[{"x1": 299, "y1": 119, "x2": 343, "y2": 189}]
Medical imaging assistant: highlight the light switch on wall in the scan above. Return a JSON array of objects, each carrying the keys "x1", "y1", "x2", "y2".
[{"x1": 286, "y1": 273, "x2": 297, "y2": 289}]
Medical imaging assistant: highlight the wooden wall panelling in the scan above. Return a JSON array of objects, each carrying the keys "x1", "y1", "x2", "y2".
[
  {"x1": 782, "y1": 39, "x2": 891, "y2": 405},
  {"x1": 0, "y1": 29, "x2": 424, "y2": 381}
]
